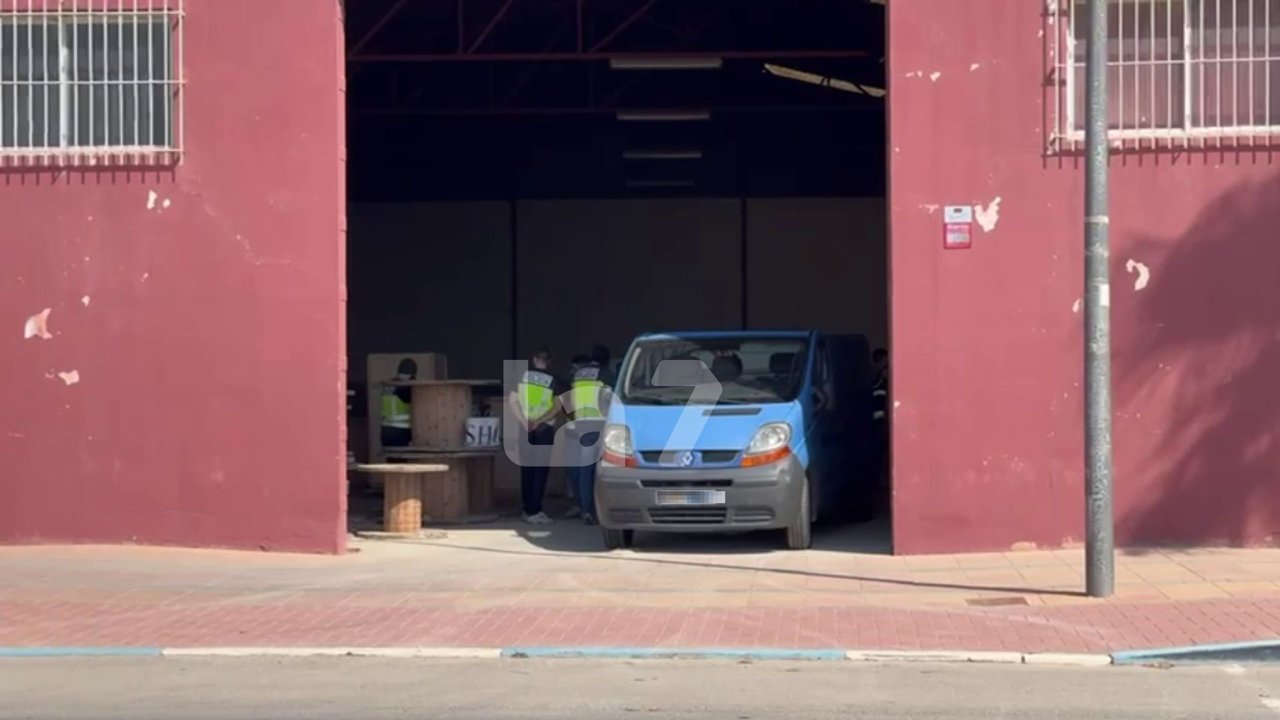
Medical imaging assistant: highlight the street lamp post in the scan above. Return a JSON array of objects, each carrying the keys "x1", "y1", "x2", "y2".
[{"x1": 1083, "y1": 0, "x2": 1115, "y2": 599}]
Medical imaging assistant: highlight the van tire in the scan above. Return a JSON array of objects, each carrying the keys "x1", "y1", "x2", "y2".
[
  {"x1": 785, "y1": 480, "x2": 812, "y2": 550},
  {"x1": 602, "y1": 528, "x2": 634, "y2": 550}
]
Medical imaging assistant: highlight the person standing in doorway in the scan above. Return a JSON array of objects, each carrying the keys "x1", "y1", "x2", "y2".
[
  {"x1": 563, "y1": 345, "x2": 611, "y2": 525},
  {"x1": 508, "y1": 348, "x2": 562, "y2": 525},
  {"x1": 870, "y1": 348, "x2": 890, "y2": 513},
  {"x1": 591, "y1": 344, "x2": 615, "y2": 388},
  {"x1": 561, "y1": 354, "x2": 591, "y2": 518},
  {"x1": 380, "y1": 358, "x2": 417, "y2": 449}
]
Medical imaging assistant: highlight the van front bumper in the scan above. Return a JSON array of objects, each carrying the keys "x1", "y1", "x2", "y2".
[{"x1": 595, "y1": 455, "x2": 806, "y2": 532}]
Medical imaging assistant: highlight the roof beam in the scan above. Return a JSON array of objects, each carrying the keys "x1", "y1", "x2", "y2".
[
  {"x1": 589, "y1": 0, "x2": 658, "y2": 52},
  {"x1": 349, "y1": 0, "x2": 413, "y2": 58},
  {"x1": 468, "y1": 0, "x2": 517, "y2": 53},
  {"x1": 351, "y1": 49, "x2": 870, "y2": 63}
]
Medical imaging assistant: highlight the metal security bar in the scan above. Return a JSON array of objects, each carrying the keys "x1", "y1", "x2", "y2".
[
  {"x1": 1050, "y1": 0, "x2": 1280, "y2": 151},
  {"x1": 0, "y1": 0, "x2": 184, "y2": 167}
]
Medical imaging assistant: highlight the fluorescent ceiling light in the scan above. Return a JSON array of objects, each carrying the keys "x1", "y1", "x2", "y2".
[
  {"x1": 616, "y1": 110, "x2": 711, "y2": 122},
  {"x1": 622, "y1": 149, "x2": 704, "y2": 160},
  {"x1": 626, "y1": 179, "x2": 696, "y2": 188},
  {"x1": 763, "y1": 63, "x2": 886, "y2": 98},
  {"x1": 610, "y1": 57, "x2": 723, "y2": 71}
]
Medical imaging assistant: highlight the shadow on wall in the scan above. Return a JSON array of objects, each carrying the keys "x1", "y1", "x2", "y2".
[{"x1": 1117, "y1": 168, "x2": 1280, "y2": 547}]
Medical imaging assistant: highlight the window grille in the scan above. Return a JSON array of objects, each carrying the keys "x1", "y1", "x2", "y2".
[
  {"x1": 0, "y1": 0, "x2": 183, "y2": 167},
  {"x1": 1050, "y1": 0, "x2": 1280, "y2": 151}
]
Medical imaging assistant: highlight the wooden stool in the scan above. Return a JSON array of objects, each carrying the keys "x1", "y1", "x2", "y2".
[{"x1": 356, "y1": 463, "x2": 448, "y2": 535}]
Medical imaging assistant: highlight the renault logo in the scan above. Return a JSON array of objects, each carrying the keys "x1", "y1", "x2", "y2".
[{"x1": 677, "y1": 451, "x2": 696, "y2": 467}]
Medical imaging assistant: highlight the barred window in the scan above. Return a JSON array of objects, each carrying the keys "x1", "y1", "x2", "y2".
[
  {"x1": 1052, "y1": 0, "x2": 1280, "y2": 150},
  {"x1": 0, "y1": 1, "x2": 183, "y2": 166}
]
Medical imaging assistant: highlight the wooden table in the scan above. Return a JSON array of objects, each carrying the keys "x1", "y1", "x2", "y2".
[
  {"x1": 379, "y1": 378, "x2": 503, "y2": 525},
  {"x1": 382, "y1": 448, "x2": 501, "y2": 525},
  {"x1": 356, "y1": 463, "x2": 448, "y2": 536}
]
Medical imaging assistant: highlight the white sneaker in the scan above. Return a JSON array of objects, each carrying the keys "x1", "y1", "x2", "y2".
[{"x1": 523, "y1": 512, "x2": 554, "y2": 525}]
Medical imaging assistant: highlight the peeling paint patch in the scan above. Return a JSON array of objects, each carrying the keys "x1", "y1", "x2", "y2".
[
  {"x1": 1011, "y1": 541, "x2": 1039, "y2": 552},
  {"x1": 81, "y1": 295, "x2": 91, "y2": 307},
  {"x1": 974, "y1": 197, "x2": 1003, "y2": 232},
  {"x1": 147, "y1": 190, "x2": 158, "y2": 210},
  {"x1": 970, "y1": 63, "x2": 981, "y2": 72},
  {"x1": 162, "y1": 198, "x2": 172, "y2": 209},
  {"x1": 1125, "y1": 259, "x2": 1151, "y2": 290},
  {"x1": 904, "y1": 71, "x2": 923, "y2": 78},
  {"x1": 929, "y1": 71, "x2": 942, "y2": 82},
  {"x1": 919, "y1": 204, "x2": 940, "y2": 215},
  {"x1": 141, "y1": 272, "x2": 150, "y2": 282},
  {"x1": 57, "y1": 370, "x2": 80, "y2": 386},
  {"x1": 23, "y1": 308, "x2": 53, "y2": 340},
  {"x1": 1072, "y1": 298, "x2": 1082, "y2": 314}
]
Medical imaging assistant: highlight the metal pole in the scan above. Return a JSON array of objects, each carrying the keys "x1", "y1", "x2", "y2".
[{"x1": 1084, "y1": 0, "x2": 1114, "y2": 599}]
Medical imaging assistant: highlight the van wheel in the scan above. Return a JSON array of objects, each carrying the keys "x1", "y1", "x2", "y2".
[
  {"x1": 785, "y1": 480, "x2": 812, "y2": 550},
  {"x1": 602, "y1": 528, "x2": 634, "y2": 550}
]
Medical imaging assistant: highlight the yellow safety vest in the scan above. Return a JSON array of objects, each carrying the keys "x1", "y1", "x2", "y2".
[
  {"x1": 517, "y1": 370, "x2": 556, "y2": 423},
  {"x1": 381, "y1": 388, "x2": 411, "y2": 429},
  {"x1": 567, "y1": 364, "x2": 605, "y2": 421}
]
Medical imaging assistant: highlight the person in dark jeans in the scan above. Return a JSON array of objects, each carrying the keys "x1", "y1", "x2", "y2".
[
  {"x1": 563, "y1": 344, "x2": 612, "y2": 525},
  {"x1": 522, "y1": 423, "x2": 558, "y2": 523},
  {"x1": 508, "y1": 348, "x2": 565, "y2": 525}
]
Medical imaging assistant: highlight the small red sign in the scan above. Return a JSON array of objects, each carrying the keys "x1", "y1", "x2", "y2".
[{"x1": 944, "y1": 222, "x2": 972, "y2": 250}]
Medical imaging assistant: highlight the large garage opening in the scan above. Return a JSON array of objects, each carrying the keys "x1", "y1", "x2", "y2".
[{"x1": 343, "y1": 0, "x2": 889, "y2": 552}]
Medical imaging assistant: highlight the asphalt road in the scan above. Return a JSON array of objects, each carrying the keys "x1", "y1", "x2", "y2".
[{"x1": 3, "y1": 657, "x2": 1280, "y2": 719}]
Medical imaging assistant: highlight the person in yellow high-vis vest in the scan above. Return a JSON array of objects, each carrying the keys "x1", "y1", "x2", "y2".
[
  {"x1": 380, "y1": 358, "x2": 417, "y2": 448},
  {"x1": 562, "y1": 345, "x2": 612, "y2": 525},
  {"x1": 507, "y1": 348, "x2": 564, "y2": 525}
]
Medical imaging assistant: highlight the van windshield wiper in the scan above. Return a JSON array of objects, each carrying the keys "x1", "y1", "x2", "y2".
[{"x1": 620, "y1": 395, "x2": 685, "y2": 406}]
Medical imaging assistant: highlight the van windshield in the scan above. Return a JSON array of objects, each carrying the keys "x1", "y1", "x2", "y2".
[{"x1": 621, "y1": 337, "x2": 810, "y2": 406}]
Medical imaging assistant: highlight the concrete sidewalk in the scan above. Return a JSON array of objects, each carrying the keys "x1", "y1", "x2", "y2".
[{"x1": 3, "y1": 521, "x2": 1280, "y2": 653}]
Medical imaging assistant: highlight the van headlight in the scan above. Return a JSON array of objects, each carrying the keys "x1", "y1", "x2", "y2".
[
  {"x1": 602, "y1": 424, "x2": 634, "y2": 457},
  {"x1": 746, "y1": 422, "x2": 791, "y2": 455}
]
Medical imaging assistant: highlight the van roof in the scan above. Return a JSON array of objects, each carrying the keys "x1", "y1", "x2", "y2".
[{"x1": 634, "y1": 330, "x2": 814, "y2": 341}]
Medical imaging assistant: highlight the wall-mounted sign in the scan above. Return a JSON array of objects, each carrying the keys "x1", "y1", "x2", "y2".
[{"x1": 943, "y1": 206, "x2": 973, "y2": 250}]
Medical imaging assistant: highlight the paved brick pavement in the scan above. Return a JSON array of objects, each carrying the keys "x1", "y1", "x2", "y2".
[{"x1": 3, "y1": 521, "x2": 1280, "y2": 653}]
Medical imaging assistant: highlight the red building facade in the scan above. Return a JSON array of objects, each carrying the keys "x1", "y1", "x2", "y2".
[
  {"x1": 1, "y1": 0, "x2": 1276, "y2": 554},
  {"x1": 0, "y1": 0, "x2": 348, "y2": 553}
]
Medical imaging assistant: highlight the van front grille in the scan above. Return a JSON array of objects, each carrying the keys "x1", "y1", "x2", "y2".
[
  {"x1": 647, "y1": 507, "x2": 729, "y2": 524},
  {"x1": 639, "y1": 450, "x2": 739, "y2": 464},
  {"x1": 640, "y1": 479, "x2": 732, "y2": 489}
]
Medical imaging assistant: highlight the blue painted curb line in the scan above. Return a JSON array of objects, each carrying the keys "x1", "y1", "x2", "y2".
[
  {"x1": 0, "y1": 647, "x2": 162, "y2": 658},
  {"x1": 1111, "y1": 639, "x2": 1280, "y2": 665},
  {"x1": 502, "y1": 647, "x2": 848, "y2": 661}
]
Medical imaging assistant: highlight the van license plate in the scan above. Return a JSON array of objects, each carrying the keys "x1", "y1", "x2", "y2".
[{"x1": 655, "y1": 490, "x2": 726, "y2": 506}]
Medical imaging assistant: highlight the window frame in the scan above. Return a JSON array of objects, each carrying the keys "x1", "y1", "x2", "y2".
[
  {"x1": 1055, "y1": 0, "x2": 1280, "y2": 149},
  {"x1": 0, "y1": 1, "x2": 184, "y2": 167}
]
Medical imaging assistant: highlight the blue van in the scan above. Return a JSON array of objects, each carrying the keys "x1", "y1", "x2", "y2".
[{"x1": 595, "y1": 330, "x2": 877, "y2": 550}]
